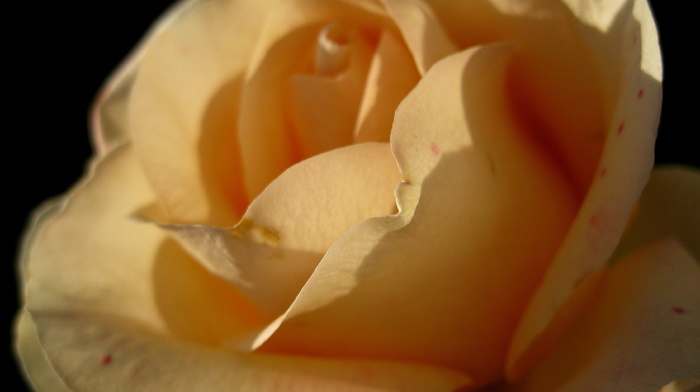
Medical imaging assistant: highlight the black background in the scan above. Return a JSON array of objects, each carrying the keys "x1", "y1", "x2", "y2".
[{"x1": 6, "y1": 0, "x2": 697, "y2": 390}]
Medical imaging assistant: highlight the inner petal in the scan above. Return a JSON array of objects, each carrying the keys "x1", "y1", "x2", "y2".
[
  {"x1": 315, "y1": 23, "x2": 352, "y2": 75},
  {"x1": 288, "y1": 23, "x2": 374, "y2": 157},
  {"x1": 237, "y1": 0, "x2": 388, "y2": 200}
]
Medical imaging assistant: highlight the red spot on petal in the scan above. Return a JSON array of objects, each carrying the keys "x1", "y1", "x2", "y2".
[
  {"x1": 672, "y1": 306, "x2": 686, "y2": 314},
  {"x1": 632, "y1": 34, "x2": 638, "y2": 46},
  {"x1": 101, "y1": 354, "x2": 113, "y2": 365},
  {"x1": 599, "y1": 167, "x2": 607, "y2": 178},
  {"x1": 430, "y1": 143, "x2": 440, "y2": 156},
  {"x1": 617, "y1": 122, "x2": 625, "y2": 135},
  {"x1": 637, "y1": 88, "x2": 644, "y2": 99}
]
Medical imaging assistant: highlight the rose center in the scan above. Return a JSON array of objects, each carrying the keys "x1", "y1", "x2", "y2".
[{"x1": 315, "y1": 23, "x2": 351, "y2": 76}]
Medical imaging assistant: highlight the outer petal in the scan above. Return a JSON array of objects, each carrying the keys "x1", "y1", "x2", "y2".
[
  {"x1": 253, "y1": 44, "x2": 577, "y2": 388},
  {"x1": 508, "y1": 167, "x2": 699, "y2": 380},
  {"x1": 507, "y1": 0, "x2": 661, "y2": 373},
  {"x1": 32, "y1": 315, "x2": 470, "y2": 392},
  {"x1": 90, "y1": 0, "x2": 196, "y2": 153},
  {"x1": 144, "y1": 143, "x2": 402, "y2": 317},
  {"x1": 129, "y1": 0, "x2": 284, "y2": 225},
  {"x1": 352, "y1": 31, "x2": 420, "y2": 144},
  {"x1": 236, "y1": 0, "x2": 388, "y2": 199},
  {"x1": 24, "y1": 144, "x2": 262, "y2": 348},
  {"x1": 509, "y1": 166, "x2": 700, "y2": 389},
  {"x1": 510, "y1": 239, "x2": 700, "y2": 392},
  {"x1": 15, "y1": 312, "x2": 73, "y2": 392}
]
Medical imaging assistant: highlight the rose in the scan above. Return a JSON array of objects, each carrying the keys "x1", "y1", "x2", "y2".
[{"x1": 14, "y1": 0, "x2": 700, "y2": 391}]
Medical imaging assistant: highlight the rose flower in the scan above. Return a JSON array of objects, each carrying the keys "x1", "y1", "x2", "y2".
[{"x1": 15, "y1": 0, "x2": 700, "y2": 391}]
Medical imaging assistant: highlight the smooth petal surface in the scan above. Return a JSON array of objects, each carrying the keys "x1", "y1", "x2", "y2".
[
  {"x1": 254, "y1": 44, "x2": 577, "y2": 388},
  {"x1": 507, "y1": 0, "x2": 661, "y2": 373},
  {"x1": 32, "y1": 314, "x2": 470, "y2": 392},
  {"x1": 129, "y1": 0, "x2": 284, "y2": 225},
  {"x1": 511, "y1": 239, "x2": 700, "y2": 392},
  {"x1": 24, "y1": 144, "x2": 261, "y2": 348},
  {"x1": 147, "y1": 142, "x2": 401, "y2": 317}
]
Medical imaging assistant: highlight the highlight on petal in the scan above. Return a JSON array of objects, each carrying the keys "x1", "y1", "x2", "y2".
[
  {"x1": 251, "y1": 44, "x2": 577, "y2": 388},
  {"x1": 15, "y1": 312, "x2": 73, "y2": 392},
  {"x1": 129, "y1": 0, "x2": 285, "y2": 225},
  {"x1": 511, "y1": 239, "x2": 700, "y2": 392},
  {"x1": 352, "y1": 31, "x2": 420, "y2": 144},
  {"x1": 144, "y1": 142, "x2": 401, "y2": 317},
  {"x1": 507, "y1": 0, "x2": 661, "y2": 371}
]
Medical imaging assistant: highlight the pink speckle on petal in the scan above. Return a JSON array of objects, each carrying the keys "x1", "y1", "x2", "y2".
[
  {"x1": 672, "y1": 306, "x2": 686, "y2": 314},
  {"x1": 617, "y1": 122, "x2": 625, "y2": 135},
  {"x1": 101, "y1": 354, "x2": 113, "y2": 365},
  {"x1": 637, "y1": 88, "x2": 644, "y2": 99},
  {"x1": 430, "y1": 143, "x2": 440, "y2": 156},
  {"x1": 599, "y1": 167, "x2": 607, "y2": 178}
]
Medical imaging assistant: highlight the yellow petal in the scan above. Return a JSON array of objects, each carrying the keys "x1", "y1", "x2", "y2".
[
  {"x1": 511, "y1": 240, "x2": 700, "y2": 392},
  {"x1": 129, "y1": 0, "x2": 284, "y2": 225},
  {"x1": 30, "y1": 314, "x2": 470, "y2": 392},
  {"x1": 507, "y1": 0, "x2": 661, "y2": 372},
  {"x1": 23, "y1": 144, "x2": 259, "y2": 348},
  {"x1": 145, "y1": 143, "x2": 401, "y2": 317},
  {"x1": 236, "y1": 0, "x2": 388, "y2": 199},
  {"x1": 255, "y1": 44, "x2": 577, "y2": 388}
]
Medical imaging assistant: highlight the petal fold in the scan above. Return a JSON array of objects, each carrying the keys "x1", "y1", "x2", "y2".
[
  {"x1": 254, "y1": 44, "x2": 577, "y2": 388},
  {"x1": 512, "y1": 239, "x2": 700, "y2": 392},
  {"x1": 145, "y1": 143, "x2": 401, "y2": 316},
  {"x1": 507, "y1": 0, "x2": 661, "y2": 369}
]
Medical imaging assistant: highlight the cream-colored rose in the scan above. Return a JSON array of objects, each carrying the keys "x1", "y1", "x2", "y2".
[{"x1": 15, "y1": 0, "x2": 700, "y2": 391}]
